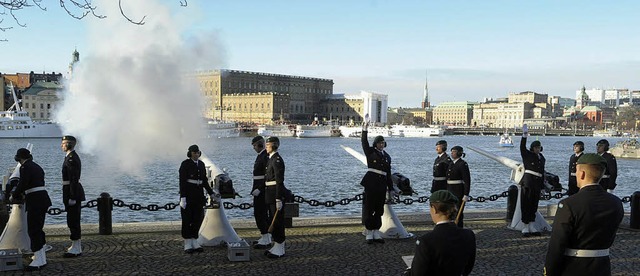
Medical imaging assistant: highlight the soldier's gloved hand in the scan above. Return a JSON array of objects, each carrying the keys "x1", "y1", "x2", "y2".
[
  {"x1": 251, "y1": 189, "x2": 260, "y2": 197},
  {"x1": 522, "y1": 124, "x2": 529, "y2": 137},
  {"x1": 607, "y1": 189, "x2": 614, "y2": 194},
  {"x1": 68, "y1": 199, "x2": 77, "y2": 206},
  {"x1": 180, "y1": 197, "x2": 187, "y2": 209},
  {"x1": 462, "y1": 195, "x2": 470, "y2": 202},
  {"x1": 276, "y1": 199, "x2": 283, "y2": 210},
  {"x1": 362, "y1": 121, "x2": 368, "y2": 131}
]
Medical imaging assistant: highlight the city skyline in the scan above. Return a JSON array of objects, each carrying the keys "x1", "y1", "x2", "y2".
[{"x1": 1, "y1": 0, "x2": 639, "y2": 107}]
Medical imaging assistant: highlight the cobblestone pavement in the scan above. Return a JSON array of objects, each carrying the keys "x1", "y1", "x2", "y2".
[{"x1": 4, "y1": 210, "x2": 639, "y2": 275}]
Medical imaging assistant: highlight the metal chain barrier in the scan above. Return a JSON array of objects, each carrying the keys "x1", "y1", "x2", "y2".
[{"x1": 38, "y1": 192, "x2": 634, "y2": 215}]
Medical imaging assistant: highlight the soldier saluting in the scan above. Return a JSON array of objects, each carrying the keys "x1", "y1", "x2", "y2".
[
  {"x1": 519, "y1": 124, "x2": 545, "y2": 237},
  {"x1": 360, "y1": 118, "x2": 394, "y2": 244},
  {"x1": 61, "y1": 135, "x2": 86, "y2": 258}
]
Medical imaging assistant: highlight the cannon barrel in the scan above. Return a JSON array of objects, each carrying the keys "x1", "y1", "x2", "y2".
[{"x1": 466, "y1": 146, "x2": 525, "y2": 184}]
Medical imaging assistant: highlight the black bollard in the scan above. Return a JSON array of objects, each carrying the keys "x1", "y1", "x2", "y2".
[
  {"x1": 506, "y1": 185, "x2": 518, "y2": 221},
  {"x1": 631, "y1": 191, "x2": 640, "y2": 229},
  {"x1": 97, "y1": 192, "x2": 113, "y2": 235}
]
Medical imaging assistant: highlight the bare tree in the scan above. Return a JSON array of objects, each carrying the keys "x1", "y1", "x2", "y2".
[{"x1": 1, "y1": 0, "x2": 187, "y2": 41}]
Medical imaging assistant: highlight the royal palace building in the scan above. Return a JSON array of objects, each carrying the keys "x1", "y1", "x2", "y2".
[{"x1": 194, "y1": 69, "x2": 334, "y2": 124}]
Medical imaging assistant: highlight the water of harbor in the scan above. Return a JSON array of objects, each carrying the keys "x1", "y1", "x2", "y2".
[{"x1": 1, "y1": 135, "x2": 638, "y2": 225}]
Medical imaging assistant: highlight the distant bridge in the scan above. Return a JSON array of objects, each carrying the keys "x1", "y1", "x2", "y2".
[{"x1": 448, "y1": 127, "x2": 593, "y2": 137}]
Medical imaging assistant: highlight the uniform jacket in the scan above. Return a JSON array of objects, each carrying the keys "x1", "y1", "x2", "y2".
[
  {"x1": 598, "y1": 152, "x2": 617, "y2": 190},
  {"x1": 410, "y1": 222, "x2": 476, "y2": 276},
  {"x1": 568, "y1": 152, "x2": 582, "y2": 189},
  {"x1": 62, "y1": 150, "x2": 86, "y2": 201},
  {"x1": 252, "y1": 149, "x2": 269, "y2": 193},
  {"x1": 433, "y1": 153, "x2": 451, "y2": 183},
  {"x1": 544, "y1": 185, "x2": 624, "y2": 276},
  {"x1": 446, "y1": 158, "x2": 471, "y2": 196},
  {"x1": 360, "y1": 130, "x2": 393, "y2": 192},
  {"x1": 179, "y1": 159, "x2": 213, "y2": 205},
  {"x1": 520, "y1": 137, "x2": 545, "y2": 188},
  {"x1": 13, "y1": 159, "x2": 52, "y2": 212},
  {"x1": 265, "y1": 151, "x2": 286, "y2": 203}
]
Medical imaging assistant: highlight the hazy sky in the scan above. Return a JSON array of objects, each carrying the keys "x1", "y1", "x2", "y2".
[{"x1": 1, "y1": 0, "x2": 639, "y2": 107}]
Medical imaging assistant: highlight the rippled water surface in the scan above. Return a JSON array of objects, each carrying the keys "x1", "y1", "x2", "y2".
[{"x1": 1, "y1": 135, "x2": 637, "y2": 224}]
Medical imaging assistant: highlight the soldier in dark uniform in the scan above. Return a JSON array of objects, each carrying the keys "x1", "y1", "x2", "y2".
[
  {"x1": 431, "y1": 140, "x2": 450, "y2": 193},
  {"x1": 179, "y1": 145, "x2": 215, "y2": 254},
  {"x1": 596, "y1": 139, "x2": 618, "y2": 193},
  {"x1": 407, "y1": 190, "x2": 476, "y2": 276},
  {"x1": 567, "y1": 141, "x2": 584, "y2": 196},
  {"x1": 544, "y1": 153, "x2": 624, "y2": 276},
  {"x1": 264, "y1": 136, "x2": 287, "y2": 258},
  {"x1": 519, "y1": 124, "x2": 545, "y2": 237},
  {"x1": 360, "y1": 122, "x2": 394, "y2": 244},
  {"x1": 446, "y1": 146, "x2": 471, "y2": 228},
  {"x1": 60, "y1": 135, "x2": 86, "y2": 258},
  {"x1": 11, "y1": 148, "x2": 52, "y2": 271},
  {"x1": 250, "y1": 136, "x2": 271, "y2": 249}
]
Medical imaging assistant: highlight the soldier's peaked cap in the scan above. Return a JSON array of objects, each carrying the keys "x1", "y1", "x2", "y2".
[
  {"x1": 436, "y1": 140, "x2": 447, "y2": 146},
  {"x1": 429, "y1": 190, "x2": 459, "y2": 204},
  {"x1": 577, "y1": 153, "x2": 607, "y2": 168},
  {"x1": 188, "y1": 145, "x2": 199, "y2": 152},
  {"x1": 266, "y1": 136, "x2": 280, "y2": 144},
  {"x1": 62, "y1": 135, "x2": 76, "y2": 142},
  {"x1": 251, "y1": 136, "x2": 264, "y2": 144}
]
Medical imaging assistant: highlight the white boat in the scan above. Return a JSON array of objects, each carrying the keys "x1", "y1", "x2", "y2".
[
  {"x1": 338, "y1": 126, "x2": 391, "y2": 138},
  {"x1": 205, "y1": 120, "x2": 240, "y2": 138},
  {"x1": 593, "y1": 129, "x2": 618, "y2": 137},
  {"x1": 390, "y1": 125, "x2": 443, "y2": 137},
  {"x1": 610, "y1": 138, "x2": 640, "y2": 159},
  {"x1": 499, "y1": 133, "x2": 514, "y2": 147},
  {"x1": 257, "y1": 125, "x2": 296, "y2": 137},
  {"x1": 296, "y1": 125, "x2": 340, "y2": 138},
  {"x1": 0, "y1": 83, "x2": 62, "y2": 138}
]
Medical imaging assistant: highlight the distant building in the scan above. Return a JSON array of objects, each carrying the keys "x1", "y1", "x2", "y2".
[
  {"x1": 472, "y1": 102, "x2": 534, "y2": 128},
  {"x1": 433, "y1": 101, "x2": 475, "y2": 126},
  {"x1": 68, "y1": 49, "x2": 80, "y2": 79},
  {"x1": 320, "y1": 93, "x2": 365, "y2": 125},
  {"x1": 21, "y1": 81, "x2": 63, "y2": 121},
  {"x1": 221, "y1": 92, "x2": 290, "y2": 124},
  {"x1": 193, "y1": 69, "x2": 333, "y2": 123}
]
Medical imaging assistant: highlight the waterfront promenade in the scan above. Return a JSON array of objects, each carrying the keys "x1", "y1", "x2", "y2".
[{"x1": 6, "y1": 208, "x2": 638, "y2": 275}]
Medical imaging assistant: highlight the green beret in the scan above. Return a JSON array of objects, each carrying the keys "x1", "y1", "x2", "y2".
[
  {"x1": 429, "y1": 190, "x2": 459, "y2": 204},
  {"x1": 577, "y1": 153, "x2": 607, "y2": 168}
]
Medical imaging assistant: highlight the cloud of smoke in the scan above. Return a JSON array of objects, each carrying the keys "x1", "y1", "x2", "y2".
[{"x1": 54, "y1": 0, "x2": 226, "y2": 177}]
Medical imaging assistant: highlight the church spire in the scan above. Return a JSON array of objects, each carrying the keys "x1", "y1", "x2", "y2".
[{"x1": 422, "y1": 69, "x2": 430, "y2": 109}]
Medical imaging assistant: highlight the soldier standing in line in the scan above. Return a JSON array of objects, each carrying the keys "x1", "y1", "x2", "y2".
[
  {"x1": 179, "y1": 145, "x2": 216, "y2": 254},
  {"x1": 431, "y1": 140, "x2": 450, "y2": 193},
  {"x1": 360, "y1": 120, "x2": 395, "y2": 244},
  {"x1": 250, "y1": 136, "x2": 271, "y2": 249},
  {"x1": 406, "y1": 190, "x2": 476, "y2": 276},
  {"x1": 264, "y1": 136, "x2": 287, "y2": 258},
  {"x1": 445, "y1": 146, "x2": 471, "y2": 228},
  {"x1": 596, "y1": 139, "x2": 618, "y2": 193},
  {"x1": 567, "y1": 141, "x2": 584, "y2": 196},
  {"x1": 544, "y1": 153, "x2": 624, "y2": 276},
  {"x1": 519, "y1": 124, "x2": 545, "y2": 237},
  {"x1": 61, "y1": 135, "x2": 86, "y2": 258},
  {"x1": 11, "y1": 148, "x2": 52, "y2": 271}
]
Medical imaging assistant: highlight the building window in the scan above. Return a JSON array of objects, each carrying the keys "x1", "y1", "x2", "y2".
[
  {"x1": 40, "y1": 103, "x2": 44, "y2": 109},
  {"x1": 47, "y1": 104, "x2": 51, "y2": 109}
]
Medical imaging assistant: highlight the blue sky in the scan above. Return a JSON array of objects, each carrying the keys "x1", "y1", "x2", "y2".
[{"x1": 1, "y1": 0, "x2": 639, "y2": 107}]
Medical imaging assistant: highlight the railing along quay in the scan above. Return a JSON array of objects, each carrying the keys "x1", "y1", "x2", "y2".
[{"x1": 450, "y1": 127, "x2": 593, "y2": 136}]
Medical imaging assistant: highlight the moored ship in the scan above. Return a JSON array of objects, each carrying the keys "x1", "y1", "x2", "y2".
[
  {"x1": 609, "y1": 138, "x2": 640, "y2": 159},
  {"x1": 0, "y1": 83, "x2": 62, "y2": 138}
]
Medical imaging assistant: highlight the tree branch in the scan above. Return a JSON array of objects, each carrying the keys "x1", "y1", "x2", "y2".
[{"x1": 119, "y1": 0, "x2": 145, "y2": 25}]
